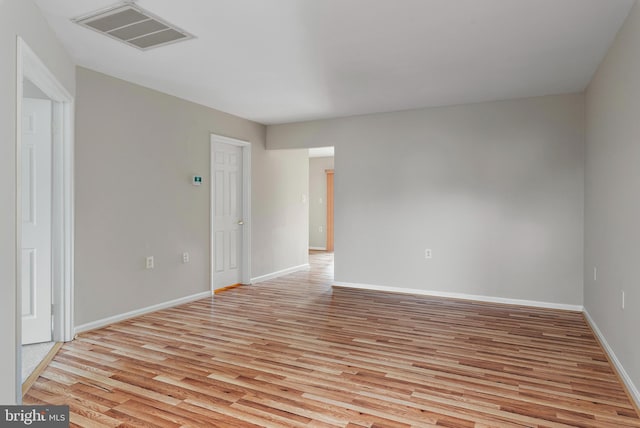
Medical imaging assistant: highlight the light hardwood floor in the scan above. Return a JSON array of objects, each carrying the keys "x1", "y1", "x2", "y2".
[{"x1": 25, "y1": 252, "x2": 640, "y2": 427}]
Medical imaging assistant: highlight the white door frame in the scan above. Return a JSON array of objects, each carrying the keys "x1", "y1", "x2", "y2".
[
  {"x1": 210, "y1": 134, "x2": 251, "y2": 289},
  {"x1": 16, "y1": 38, "x2": 74, "y2": 401}
]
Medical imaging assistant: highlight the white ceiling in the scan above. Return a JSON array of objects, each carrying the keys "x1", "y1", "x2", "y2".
[{"x1": 35, "y1": 0, "x2": 634, "y2": 125}]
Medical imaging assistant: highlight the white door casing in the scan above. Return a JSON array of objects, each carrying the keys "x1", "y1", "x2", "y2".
[
  {"x1": 213, "y1": 141, "x2": 243, "y2": 287},
  {"x1": 16, "y1": 37, "x2": 75, "y2": 403},
  {"x1": 21, "y1": 98, "x2": 53, "y2": 345}
]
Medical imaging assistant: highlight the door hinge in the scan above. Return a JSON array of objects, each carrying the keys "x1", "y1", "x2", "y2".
[{"x1": 51, "y1": 303, "x2": 55, "y2": 315}]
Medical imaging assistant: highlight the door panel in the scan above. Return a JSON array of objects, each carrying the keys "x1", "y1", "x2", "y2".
[
  {"x1": 230, "y1": 230, "x2": 238, "y2": 269},
  {"x1": 21, "y1": 249, "x2": 36, "y2": 317},
  {"x1": 215, "y1": 231, "x2": 224, "y2": 272},
  {"x1": 22, "y1": 145, "x2": 36, "y2": 223},
  {"x1": 213, "y1": 142, "x2": 243, "y2": 287},
  {"x1": 21, "y1": 98, "x2": 53, "y2": 345}
]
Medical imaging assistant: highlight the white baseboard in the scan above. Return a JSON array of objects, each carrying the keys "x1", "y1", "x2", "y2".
[
  {"x1": 251, "y1": 264, "x2": 310, "y2": 284},
  {"x1": 333, "y1": 281, "x2": 584, "y2": 312},
  {"x1": 309, "y1": 247, "x2": 327, "y2": 251},
  {"x1": 74, "y1": 291, "x2": 212, "y2": 335},
  {"x1": 583, "y1": 309, "x2": 640, "y2": 408}
]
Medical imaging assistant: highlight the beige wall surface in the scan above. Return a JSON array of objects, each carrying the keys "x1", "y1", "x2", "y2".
[
  {"x1": 585, "y1": 0, "x2": 640, "y2": 397},
  {"x1": 0, "y1": 0, "x2": 75, "y2": 404},
  {"x1": 251, "y1": 147, "x2": 309, "y2": 277},
  {"x1": 268, "y1": 94, "x2": 585, "y2": 306},
  {"x1": 309, "y1": 157, "x2": 335, "y2": 249},
  {"x1": 75, "y1": 67, "x2": 308, "y2": 326}
]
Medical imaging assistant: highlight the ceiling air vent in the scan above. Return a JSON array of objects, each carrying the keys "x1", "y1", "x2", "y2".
[{"x1": 73, "y1": 2, "x2": 194, "y2": 51}]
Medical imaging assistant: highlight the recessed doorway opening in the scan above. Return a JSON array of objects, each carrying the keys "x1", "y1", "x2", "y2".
[
  {"x1": 308, "y1": 146, "x2": 334, "y2": 277},
  {"x1": 16, "y1": 38, "x2": 74, "y2": 403}
]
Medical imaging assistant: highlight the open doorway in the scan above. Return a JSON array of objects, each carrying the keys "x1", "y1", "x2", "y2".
[
  {"x1": 17, "y1": 38, "x2": 74, "y2": 401},
  {"x1": 308, "y1": 147, "x2": 335, "y2": 277}
]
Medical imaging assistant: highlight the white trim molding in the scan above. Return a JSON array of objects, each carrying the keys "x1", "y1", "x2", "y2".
[
  {"x1": 74, "y1": 291, "x2": 212, "y2": 335},
  {"x1": 251, "y1": 264, "x2": 310, "y2": 284},
  {"x1": 583, "y1": 310, "x2": 640, "y2": 408},
  {"x1": 18, "y1": 38, "x2": 75, "y2": 341},
  {"x1": 309, "y1": 247, "x2": 327, "y2": 251},
  {"x1": 333, "y1": 281, "x2": 584, "y2": 312}
]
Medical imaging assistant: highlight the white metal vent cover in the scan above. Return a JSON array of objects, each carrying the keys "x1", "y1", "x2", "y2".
[{"x1": 73, "y1": 2, "x2": 194, "y2": 51}]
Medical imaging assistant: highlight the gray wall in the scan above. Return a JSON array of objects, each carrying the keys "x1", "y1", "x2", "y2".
[
  {"x1": 0, "y1": 0, "x2": 75, "y2": 404},
  {"x1": 23, "y1": 79, "x2": 50, "y2": 99},
  {"x1": 251, "y1": 148, "x2": 309, "y2": 276},
  {"x1": 585, "y1": 0, "x2": 640, "y2": 397},
  {"x1": 268, "y1": 94, "x2": 585, "y2": 305},
  {"x1": 309, "y1": 157, "x2": 334, "y2": 249},
  {"x1": 75, "y1": 67, "x2": 308, "y2": 326}
]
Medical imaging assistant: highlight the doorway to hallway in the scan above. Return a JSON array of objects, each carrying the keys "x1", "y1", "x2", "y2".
[{"x1": 308, "y1": 147, "x2": 334, "y2": 252}]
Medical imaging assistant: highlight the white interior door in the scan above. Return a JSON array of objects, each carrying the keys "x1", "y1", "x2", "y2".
[
  {"x1": 21, "y1": 98, "x2": 53, "y2": 345},
  {"x1": 213, "y1": 141, "x2": 243, "y2": 288}
]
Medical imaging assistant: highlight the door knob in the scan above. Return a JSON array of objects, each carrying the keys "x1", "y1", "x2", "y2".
[{"x1": 237, "y1": 220, "x2": 244, "y2": 225}]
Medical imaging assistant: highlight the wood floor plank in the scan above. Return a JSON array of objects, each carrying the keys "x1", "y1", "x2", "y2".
[{"x1": 24, "y1": 251, "x2": 640, "y2": 427}]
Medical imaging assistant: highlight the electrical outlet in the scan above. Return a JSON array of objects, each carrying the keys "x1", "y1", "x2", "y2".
[
  {"x1": 183, "y1": 252, "x2": 190, "y2": 263},
  {"x1": 319, "y1": 226, "x2": 323, "y2": 233},
  {"x1": 424, "y1": 249, "x2": 432, "y2": 259},
  {"x1": 622, "y1": 290, "x2": 625, "y2": 309},
  {"x1": 146, "y1": 256, "x2": 154, "y2": 269},
  {"x1": 593, "y1": 267, "x2": 597, "y2": 281}
]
